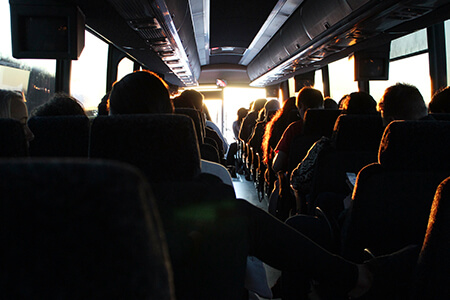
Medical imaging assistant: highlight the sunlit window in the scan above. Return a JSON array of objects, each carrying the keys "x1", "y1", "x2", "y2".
[
  {"x1": 71, "y1": 31, "x2": 108, "y2": 111},
  {"x1": 0, "y1": 1, "x2": 55, "y2": 112},
  {"x1": 370, "y1": 29, "x2": 430, "y2": 104},
  {"x1": 313, "y1": 69, "x2": 324, "y2": 95},
  {"x1": 370, "y1": 53, "x2": 431, "y2": 104},
  {"x1": 220, "y1": 87, "x2": 266, "y2": 142},
  {"x1": 117, "y1": 57, "x2": 135, "y2": 82},
  {"x1": 329, "y1": 56, "x2": 359, "y2": 102}
]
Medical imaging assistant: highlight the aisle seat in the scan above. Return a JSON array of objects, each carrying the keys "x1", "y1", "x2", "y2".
[
  {"x1": 0, "y1": 159, "x2": 174, "y2": 299},
  {"x1": 342, "y1": 120, "x2": 450, "y2": 263},
  {"x1": 0, "y1": 118, "x2": 27, "y2": 157},
  {"x1": 89, "y1": 114, "x2": 201, "y2": 182},
  {"x1": 28, "y1": 115, "x2": 90, "y2": 157}
]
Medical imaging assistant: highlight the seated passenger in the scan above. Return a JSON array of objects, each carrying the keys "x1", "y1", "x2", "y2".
[
  {"x1": 106, "y1": 71, "x2": 385, "y2": 299},
  {"x1": 428, "y1": 86, "x2": 450, "y2": 114},
  {"x1": 179, "y1": 89, "x2": 228, "y2": 155},
  {"x1": 0, "y1": 89, "x2": 35, "y2": 144},
  {"x1": 239, "y1": 98, "x2": 267, "y2": 143},
  {"x1": 108, "y1": 70, "x2": 232, "y2": 186},
  {"x1": 272, "y1": 87, "x2": 324, "y2": 173},
  {"x1": 340, "y1": 91, "x2": 377, "y2": 115},
  {"x1": 324, "y1": 96, "x2": 338, "y2": 109},
  {"x1": 378, "y1": 82, "x2": 429, "y2": 126},
  {"x1": 30, "y1": 93, "x2": 86, "y2": 117}
]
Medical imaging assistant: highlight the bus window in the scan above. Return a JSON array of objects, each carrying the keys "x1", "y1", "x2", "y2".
[
  {"x1": 314, "y1": 69, "x2": 324, "y2": 96},
  {"x1": 445, "y1": 20, "x2": 450, "y2": 87},
  {"x1": 117, "y1": 57, "x2": 134, "y2": 82},
  {"x1": 0, "y1": 1, "x2": 55, "y2": 112},
  {"x1": 70, "y1": 31, "x2": 108, "y2": 112},
  {"x1": 223, "y1": 87, "x2": 266, "y2": 142},
  {"x1": 329, "y1": 56, "x2": 358, "y2": 102},
  {"x1": 370, "y1": 29, "x2": 430, "y2": 104}
]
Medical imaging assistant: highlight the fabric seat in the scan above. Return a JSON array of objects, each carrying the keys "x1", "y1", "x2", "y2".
[
  {"x1": 28, "y1": 116, "x2": 90, "y2": 157},
  {"x1": 308, "y1": 114, "x2": 384, "y2": 210},
  {"x1": 0, "y1": 118, "x2": 28, "y2": 157},
  {"x1": 413, "y1": 176, "x2": 450, "y2": 299},
  {"x1": 89, "y1": 114, "x2": 201, "y2": 182},
  {"x1": 288, "y1": 109, "x2": 341, "y2": 173},
  {"x1": 0, "y1": 159, "x2": 174, "y2": 299},
  {"x1": 342, "y1": 120, "x2": 450, "y2": 263}
]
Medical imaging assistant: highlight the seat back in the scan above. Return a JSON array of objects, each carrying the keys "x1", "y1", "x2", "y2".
[
  {"x1": 309, "y1": 114, "x2": 384, "y2": 205},
  {"x1": 342, "y1": 121, "x2": 450, "y2": 262},
  {"x1": 0, "y1": 118, "x2": 27, "y2": 157},
  {"x1": 89, "y1": 114, "x2": 201, "y2": 182},
  {"x1": 288, "y1": 109, "x2": 341, "y2": 172},
  {"x1": 175, "y1": 107, "x2": 204, "y2": 143},
  {"x1": 413, "y1": 176, "x2": 450, "y2": 299},
  {"x1": 28, "y1": 116, "x2": 90, "y2": 157},
  {"x1": 0, "y1": 159, "x2": 174, "y2": 299}
]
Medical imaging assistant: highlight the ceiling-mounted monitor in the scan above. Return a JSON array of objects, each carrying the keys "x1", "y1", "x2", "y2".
[{"x1": 10, "y1": 3, "x2": 85, "y2": 60}]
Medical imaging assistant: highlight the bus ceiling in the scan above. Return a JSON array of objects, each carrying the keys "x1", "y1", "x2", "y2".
[{"x1": 9, "y1": 0, "x2": 450, "y2": 88}]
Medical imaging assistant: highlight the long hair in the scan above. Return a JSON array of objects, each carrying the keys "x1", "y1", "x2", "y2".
[
  {"x1": 262, "y1": 97, "x2": 297, "y2": 165},
  {"x1": 0, "y1": 90, "x2": 22, "y2": 118}
]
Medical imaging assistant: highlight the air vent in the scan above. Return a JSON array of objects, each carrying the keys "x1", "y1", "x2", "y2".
[{"x1": 388, "y1": 7, "x2": 432, "y2": 20}]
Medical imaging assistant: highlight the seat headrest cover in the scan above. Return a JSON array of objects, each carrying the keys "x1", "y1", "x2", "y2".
[
  {"x1": 333, "y1": 114, "x2": 384, "y2": 151},
  {"x1": 378, "y1": 120, "x2": 450, "y2": 171},
  {"x1": 90, "y1": 114, "x2": 201, "y2": 181},
  {"x1": 0, "y1": 158, "x2": 174, "y2": 299},
  {"x1": 0, "y1": 118, "x2": 28, "y2": 157},
  {"x1": 303, "y1": 109, "x2": 341, "y2": 137}
]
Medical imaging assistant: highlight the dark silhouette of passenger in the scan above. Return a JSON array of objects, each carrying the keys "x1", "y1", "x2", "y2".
[
  {"x1": 239, "y1": 98, "x2": 267, "y2": 143},
  {"x1": 31, "y1": 93, "x2": 86, "y2": 117},
  {"x1": 340, "y1": 91, "x2": 377, "y2": 115},
  {"x1": 102, "y1": 71, "x2": 377, "y2": 299},
  {"x1": 429, "y1": 86, "x2": 450, "y2": 113},
  {"x1": 262, "y1": 97, "x2": 299, "y2": 192},
  {"x1": 324, "y1": 96, "x2": 338, "y2": 109},
  {"x1": 0, "y1": 89, "x2": 34, "y2": 143},
  {"x1": 272, "y1": 87, "x2": 324, "y2": 173},
  {"x1": 248, "y1": 99, "x2": 280, "y2": 156},
  {"x1": 377, "y1": 82, "x2": 428, "y2": 126}
]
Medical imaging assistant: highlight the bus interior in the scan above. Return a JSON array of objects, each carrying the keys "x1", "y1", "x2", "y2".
[{"x1": 2, "y1": 0, "x2": 450, "y2": 299}]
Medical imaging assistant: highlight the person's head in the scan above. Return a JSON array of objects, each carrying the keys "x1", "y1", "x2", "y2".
[
  {"x1": 0, "y1": 89, "x2": 34, "y2": 142},
  {"x1": 429, "y1": 86, "x2": 450, "y2": 113},
  {"x1": 296, "y1": 87, "x2": 324, "y2": 118},
  {"x1": 179, "y1": 89, "x2": 204, "y2": 111},
  {"x1": 252, "y1": 98, "x2": 267, "y2": 113},
  {"x1": 377, "y1": 83, "x2": 428, "y2": 126},
  {"x1": 341, "y1": 92, "x2": 377, "y2": 114},
  {"x1": 323, "y1": 97, "x2": 338, "y2": 109},
  {"x1": 237, "y1": 107, "x2": 248, "y2": 123},
  {"x1": 263, "y1": 99, "x2": 281, "y2": 122},
  {"x1": 109, "y1": 70, "x2": 173, "y2": 115},
  {"x1": 31, "y1": 93, "x2": 86, "y2": 117}
]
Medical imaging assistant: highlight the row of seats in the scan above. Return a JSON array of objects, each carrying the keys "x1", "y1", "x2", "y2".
[
  {"x1": 0, "y1": 114, "x2": 247, "y2": 300},
  {"x1": 1, "y1": 159, "x2": 450, "y2": 298}
]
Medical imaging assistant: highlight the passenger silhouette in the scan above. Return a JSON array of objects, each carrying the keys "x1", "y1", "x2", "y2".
[
  {"x1": 429, "y1": 86, "x2": 450, "y2": 114},
  {"x1": 0, "y1": 89, "x2": 34, "y2": 143},
  {"x1": 31, "y1": 93, "x2": 86, "y2": 117}
]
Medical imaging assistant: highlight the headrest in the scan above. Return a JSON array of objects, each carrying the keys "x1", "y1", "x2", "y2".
[
  {"x1": 379, "y1": 120, "x2": 450, "y2": 171},
  {"x1": 90, "y1": 114, "x2": 201, "y2": 181},
  {"x1": 302, "y1": 109, "x2": 341, "y2": 137},
  {"x1": 27, "y1": 116, "x2": 90, "y2": 157},
  {"x1": 174, "y1": 108, "x2": 204, "y2": 143},
  {"x1": 333, "y1": 114, "x2": 384, "y2": 151},
  {"x1": 0, "y1": 118, "x2": 27, "y2": 157},
  {"x1": 0, "y1": 159, "x2": 173, "y2": 299}
]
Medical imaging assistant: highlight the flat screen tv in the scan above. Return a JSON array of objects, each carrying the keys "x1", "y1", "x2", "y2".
[{"x1": 10, "y1": 4, "x2": 85, "y2": 59}]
